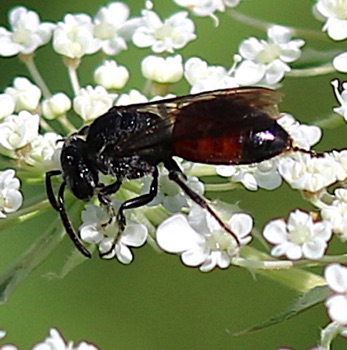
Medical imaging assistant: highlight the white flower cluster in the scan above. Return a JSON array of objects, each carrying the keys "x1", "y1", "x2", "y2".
[
  {"x1": 173, "y1": 0, "x2": 240, "y2": 18},
  {"x1": 182, "y1": 25, "x2": 305, "y2": 93},
  {"x1": 156, "y1": 204, "x2": 253, "y2": 272},
  {"x1": 0, "y1": 7, "x2": 55, "y2": 57},
  {"x1": 0, "y1": 77, "x2": 61, "y2": 169},
  {"x1": 325, "y1": 264, "x2": 347, "y2": 327},
  {"x1": 79, "y1": 203, "x2": 148, "y2": 264},
  {"x1": 0, "y1": 1, "x2": 341, "y2": 275},
  {"x1": 263, "y1": 210, "x2": 332, "y2": 260},
  {"x1": 0, "y1": 328, "x2": 98, "y2": 350},
  {"x1": 314, "y1": 0, "x2": 347, "y2": 72},
  {"x1": 0, "y1": 170, "x2": 23, "y2": 219},
  {"x1": 234, "y1": 26, "x2": 305, "y2": 86}
]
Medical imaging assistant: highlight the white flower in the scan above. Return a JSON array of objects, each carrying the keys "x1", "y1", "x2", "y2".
[
  {"x1": 116, "y1": 89, "x2": 148, "y2": 106},
  {"x1": 333, "y1": 52, "x2": 347, "y2": 72},
  {"x1": 216, "y1": 159, "x2": 282, "y2": 191},
  {"x1": 0, "y1": 94, "x2": 15, "y2": 120},
  {"x1": 321, "y1": 188, "x2": 347, "y2": 241},
  {"x1": 73, "y1": 85, "x2": 117, "y2": 121},
  {"x1": 32, "y1": 328, "x2": 99, "y2": 350},
  {"x1": 94, "y1": 60, "x2": 129, "y2": 90},
  {"x1": 235, "y1": 25, "x2": 304, "y2": 86},
  {"x1": 141, "y1": 55, "x2": 184, "y2": 83},
  {"x1": 25, "y1": 132, "x2": 63, "y2": 171},
  {"x1": 0, "y1": 169, "x2": 23, "y2": 218},
  {"x1": 263, "y1": 209, "x2": 332, "y2": 260},
  {"x1": 313, "y1": 0, "x2": 347, "y2": 40},
  {"x1": 0, "y1": 6, "x2": 55, "y2": 57},
  {"x1": 325, "y1": 264, "x2": 347, "y2": 325},
  {"x1": 142, "y1": 167, "x2": 204, "y2": 212},
  {"x1": 330, "y1": 149, "x2": 347, "y2": 181},
  {"x1": 53, "y1": 14, "x2": 101, "y2": 58},
  {"x1": 93, "y1": 2, "x2": 137, "y2": 55},
  {"x1": 5, "y1": 77, "x2": 41, "y2": 112},
  {"x1": 277, "y1": 113, "x2": 322, "y2": 151},
  {"x1": 0, "y1": 111, "x2": 40, "y2": 152},
  {"x1": 278, "y1": 152, "x2": 337, "y2": 192},
  {"x1": 42, "y1": 92, "x2": 71, "y2": 120},
  {"x1": 331, "y1": 79, "x2": 347, "y2": 121},
  {"x1": 173, "y1": 0, "x2": 240, "y2": 17},
  {"x1": 184, "y1": 57, "x2": 238, "y2": 93},
  {"x1": 132, "y1": 10, "x2": 196, "y2": 53},
  {"x1": 79, "y1": 204, "x2": 148, "y2": 264},
  {"x1": 156, "y1": 205, "x2": 253, "y2": 272}
]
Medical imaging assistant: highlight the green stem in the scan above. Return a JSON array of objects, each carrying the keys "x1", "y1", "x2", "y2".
[
  {"x1": 313, "y1": 113, "x2": 343, "y2": 129},
  {"x1": 0, "y1": 216, "x2": 64, "y2": 303},
  {"x1": 19, "y1": 54, "x2": 51, "y2": 99},
  {"x1": 240, "y1": 246, "x2": 326, "y2": 293},
  {"x1": 58, "y1": 114, "x2": 77, "y2": 134},
  {"x1": 287, "y1": 63, "x2": 335, "y2": 77},
  {"x1": 64, "y1": 57, "x2": 81, "y2": 96},
  {"x1": 227, "y1": 9, "x2": 328, "y2": 41},
  {"x1": 204, "y1": 182, "x2": 238, "y2": 192}
]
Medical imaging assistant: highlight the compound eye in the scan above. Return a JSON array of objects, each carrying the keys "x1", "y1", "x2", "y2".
[{"x1": 61, "y1": 140, "x2": 99, "y2": 201}]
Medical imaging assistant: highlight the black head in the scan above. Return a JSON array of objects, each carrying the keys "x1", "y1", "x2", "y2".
[{"x1": 61, "y1": 136, "x2": 99, "y2": 201}]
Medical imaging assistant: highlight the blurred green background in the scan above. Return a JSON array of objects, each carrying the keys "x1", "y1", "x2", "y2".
[{"x1": 0, "y1": 0, "x2": 346, "y2": 349}]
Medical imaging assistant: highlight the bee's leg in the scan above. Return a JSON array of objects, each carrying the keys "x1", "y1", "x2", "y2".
[
  {"x1": 99, "y1": 168, "x2": 159, "y2": 258},
  {"x1": 164, "y1": 157, "x2": 241, "y2": 246},
  {"x1": 97, "y1": 179, "x2": 123, "y2": 227},
  {"x1": 46, "y1": 171, "x2": 92, "y2": 258}
]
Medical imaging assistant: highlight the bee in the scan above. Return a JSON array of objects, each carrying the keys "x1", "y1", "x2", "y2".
[{"x1": 46, "y1": 87, "x2": 292, "y2": 258}]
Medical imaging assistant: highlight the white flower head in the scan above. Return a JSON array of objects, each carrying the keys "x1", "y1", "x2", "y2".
[
  {"x1": 235, "y1": 25, "x2": 305, "y2": 86},
  {"x1": 216, "y1": 158, "x2": 283, "y2": 191},
  {"x1": 331, "y1": 79, "x2": 347, "y2": 121},
  {"x1": 94, "y1": 60, "x2": 129, "y2": 90},
  {"x1": 0, "y1": 93, "x2": 15, "y2": 120},
  {"x1": 325, "y1": 264, "x2": 347, "y2": 325},
  {"x1": 132, "y1": 10, "x2": 196, "y2": 53},
  {"x1": 42, "y1": 92, "x2": 71, "y2": 120},
  {"x1": 277, "y1": 113, "x2": 322, "y2": 151},
  {"x1": 32, "y1": 328, "x2": 99, "y2": 350},
  {"x1": 73, "y1": 85, "x2": 117, "y2": 121},
  {"x1": 0, "y1": 6, "x2": 55, "y2": 57},
  {"x1": 116, "y1": 89, "x2": 148, "y2": 106},
  {"x1": 79, "y1": 203, "x2": 148, "y2": 264},
  {"x1": 263, "y1": 209, "x2": 332, "y2": 260},
  {"x1": 0, "y1": 111, "x2": 40, "y2": 153},
  {"x1": 330, "y1": 149, "x2": 347, "y2": 181},
  {"x1": 53, "y1": 14, "x2": 101, "y2": 58},
  {"x1": 141, "y1": 55, "x2": 184, "y2": 83},
  {"x1": 333, "y1": 52, "x2": 347, "y2": 73},
  {"x1": 93, "y1": 2, "x2": 138, "y2": 55},
  {"x1": 173, "y1": 0, "x2": 240, "y2": 18},
  {"x1": 313, "y1": 0, "x2": 347, "y2": 40},
  {"x1": 184, "y1": 57, "x2": 238, "y2": 93},
  {"x1": 278, "y1": 152, "x2": 337, "y2": 193},
  {"x1": 25, "y1": 132, "x2": 63, "y2": 171},
  {"x1": 321, "y1": 187, "x2": 347, "y2": 241},
  {"x1": 156, "y1": 204, "x2": 253, "y2": 272},
  {"x1": 5, "y1": 77, "x2": 41, "y2": 112},
  {"x1": 0, "y1": 169, "x2": 23, "y2": 218},
  {"x1": 142, "y1": 166, "x2": 204, "y2": 212}
]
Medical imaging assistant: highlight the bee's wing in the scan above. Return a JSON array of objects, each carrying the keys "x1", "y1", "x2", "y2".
[{"x1": 112, "y1": 87, "x2": 283, "y2": 154}]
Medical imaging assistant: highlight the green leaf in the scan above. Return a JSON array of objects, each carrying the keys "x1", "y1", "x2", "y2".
[
  {"x1": 45, "y1": 244, "x2": 95, "y2": 280},
  {"x1": 292, "y1": 48, "x2": 341, "y2": 69},
  {"x1": 227, "y1": 285, "x2": 331, "y2": 336},
  {"x1": 0, "y1": 219, "x2": 64, "y2": 304}
]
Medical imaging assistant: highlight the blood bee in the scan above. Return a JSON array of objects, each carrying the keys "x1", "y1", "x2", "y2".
[{"x1": 46, "y1": 87, "x2": 292, "y2": 258}]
